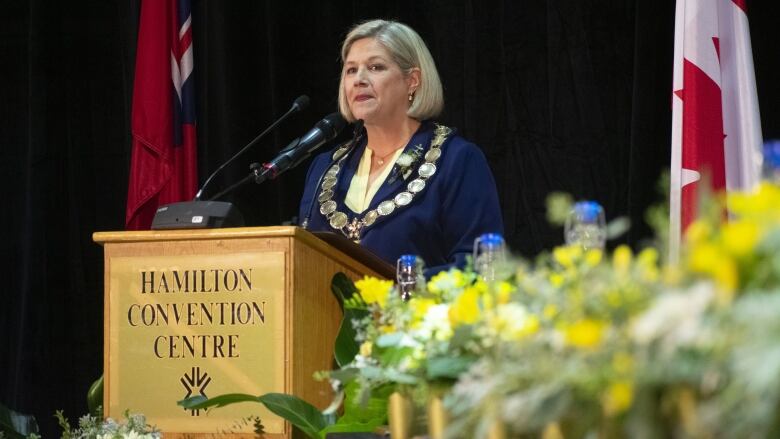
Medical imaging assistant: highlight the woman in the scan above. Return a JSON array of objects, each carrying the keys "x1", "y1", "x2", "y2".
[{"x1": 299, "y1": 19, "x2": 503, "y2": 275}]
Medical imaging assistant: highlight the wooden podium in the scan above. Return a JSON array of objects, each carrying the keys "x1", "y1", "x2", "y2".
[{"x1": 93, "y1": 226, "x2": 392, "y2": 438}]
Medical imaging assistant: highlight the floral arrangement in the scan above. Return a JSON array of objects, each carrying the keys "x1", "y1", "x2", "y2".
[
  {"x1": 329, "y1": 181, "x2": 780, "y2": 438},
  {"x1": 181, "y1": 182, "x2": 780, "y2": 438},
  {"x1": 55, "y1": 410, "x2": 160, "y2": 439}
]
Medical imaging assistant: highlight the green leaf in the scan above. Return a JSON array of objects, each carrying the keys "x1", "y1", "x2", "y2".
[
  {"x1": 331, "y1": 273, "x2": 360, "y2": 310},
  {"x1": 383, "y1": 369, "x2": 419, "y2": 385},
  {"x1": 331, "y1": 273, "x2": 369, "y2": 368},
  {"x1": 179, "y1": 393, "x2": 330, "y2": 439},
  {"x1": 0, "y1": 402, "x2": 38, "y2": 438},
  {"x1": 426, "y1": 356, "x2": 477, "y2": 380},
  {"x1": 379, "y1": 346, "x2": 415, "y2": 367},
  {"x1": 334, "y1": 308, "x2": 369, "y2": 367},
  {"x1": 339, "y1": 381, "x2": 391, "y2": 424},
  {"x1": 606, "y1": 217, "x2": 631, "y2": 240},
  {"x1": 546, "y1": 192, "x2": 574, "y2": 226},
  {"x1": 257, "y1": 393, "x2": 331, "y2": 439},
  {"x1": 375, "y1": 332, "x2": 404, "y2": 347},
  {"x1": 328, "y1": 367, "x2": 360, "y2": 384},
  {"x1": 317, "y1": 382, "x2": 392, "y2": 438},
  {"x1": 86, "y1": 375, "x2": 104, "y2": 416},
  {"x1": 178, "y1": 393, "x2": 262, "y2": 410},
  {"x1": 359, "y1": 366, "x2": 384, "y2": 380},
  {"x1": 449, "y1": 325, "x2": 475, "y2": 350}
]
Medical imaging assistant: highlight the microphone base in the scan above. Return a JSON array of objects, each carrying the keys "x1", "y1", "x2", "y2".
[{"x1": 151, "y1": 201, "x2": 245, "y2": 230}]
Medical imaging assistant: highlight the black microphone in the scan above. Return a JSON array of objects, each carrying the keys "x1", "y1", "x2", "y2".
[
  {"x1": 301, "y1": 119, "x2": 363, "y2": 229},
  {"x1": 255, "y1": 112, "x2": 347, "y2": 184},
  {"x1": 194, "y1": 94, "x2": 310, "y2": 200}
]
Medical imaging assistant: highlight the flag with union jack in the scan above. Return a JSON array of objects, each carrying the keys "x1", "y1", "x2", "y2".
[
  {"x1": 126, "y1": 0, "x2": 198, "y2": 230},
  {"x1": 669, "y1": 0, "x2": 763, "y2": 260}
]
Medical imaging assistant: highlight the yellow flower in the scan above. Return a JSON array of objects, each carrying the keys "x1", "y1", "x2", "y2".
[
  {"x1": 562, "y1": 319, "x2": 607, "y2": 349},
  {"x1": 482, "y1": 292, "x2": 495, "y2": 311},
  {"x1": 721, "y1": 220, "x2": 760, "y2": 258},
  {"x1": 685, "y1": 220, "x2": 713, "y2": 245},
  {"x1": 602, "y1": 380, "x2": 634, "y2": 416},
  {"x1": 427, "y1": 269, "x2": 467, "y2": 295},
  {"x1": 687, "y1": 243, "x2": 738, "y2": 301},
  {"x1": 687, "y1": 242, "x2": 722, "y2": 274},
  {"x1": 449, "y1": 286, "x2": 481, "y2": 327},
  {"x1": 553, "y1": 245, "x2": 583, "y2": 269},
  {"x1": 472, "y1": 279, "x2": 488, "y2": 294},
  {"x1": 488, "y1": 304, "x2": 540, "y2": 341},
  {"x1": 612, "y1": 245, "x2": 633, "y2": 274},
  {"x1": 408, "y1": 297, "x2": 436, "y2": 327},
  {"x1": 354, "y1": 276, "x2": 393, "y2": 308},
  {"x1": 713, "y1": 259, "x2": 738, "y2": 303},
  {"x1": 636, "y1": 247, "x2": 660, "y2": 282},
  {"x1": 543, "y1": 304, "x2": 558, "y2": 320},
  {"x1": 549, "y1": 273, "x2": 565, "y2": 288},
  {"x1": 359, "y1": 341, "x2": 373, "y2": 357},
  {"x1": 496, "y1": 281, "x2": 514, "y2": 304},
  {"x1": 728, "y1": 182, "x2": 780, "y2": 221},
  {"x1": 584, "y1": 249, "x2": 603, "y2": 267}
]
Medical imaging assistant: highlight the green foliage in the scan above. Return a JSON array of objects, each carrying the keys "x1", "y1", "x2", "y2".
[
  {"x1": 0, "y1": 402, "x2": 38, "y2": 439},
  {"x1": 54, "y1": 411, "x2": 72, "y2": 439},
  {"x1": 86, "y1": 375, "x2": 103, "y2": 417},
  {"x1": 426, "y1": 356, "x2": 477, "y2": 381},
  {"x1": 179, "y1": 393, "x2": 263, "y2": 410},
  {"x1": 179, "y1": 393, "x2": 329, "y2": 438},
  {"x1": 55, "y1": 409, "x2": 158, "y2": 439},
  {"x1": 605, "y1": 217, "x2": 631, "y2": 240},
  {"x1": 320, "y1": 381, "x2": 390, "y2": 438},
  {"x1": 258, "y1": 394, "x2": 331, "y2": 438},
  {"x1": 331, "y1": 273, "x2": 369, "y2": 368}
]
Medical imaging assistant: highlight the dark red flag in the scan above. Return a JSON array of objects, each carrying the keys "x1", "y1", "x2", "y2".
[{"x1": 126, "y1": 0, "x2": 197, "y2": 230}]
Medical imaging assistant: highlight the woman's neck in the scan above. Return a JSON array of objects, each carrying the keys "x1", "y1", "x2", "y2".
[{"x1": 364, "y1": 117, "x2": 421, "y2": 156}]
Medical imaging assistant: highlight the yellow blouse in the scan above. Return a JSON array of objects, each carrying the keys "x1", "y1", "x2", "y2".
[{"x1": 344, "y1": 147, "x2": 406, "y2": 213}]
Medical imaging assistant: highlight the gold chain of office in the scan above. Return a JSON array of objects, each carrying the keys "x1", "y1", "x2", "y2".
[{"x1": 316, "y1": 123, "x2": 452, "y2": 242}]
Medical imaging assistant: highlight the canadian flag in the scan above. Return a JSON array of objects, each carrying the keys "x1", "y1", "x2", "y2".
[{"x1": 669, "y1": 0, "x2": 763, "y2": 261}]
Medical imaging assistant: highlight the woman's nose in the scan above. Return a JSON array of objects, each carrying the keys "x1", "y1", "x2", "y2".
[{"x1": 354, "y1": 67, "x2": 368, "y2": 85}]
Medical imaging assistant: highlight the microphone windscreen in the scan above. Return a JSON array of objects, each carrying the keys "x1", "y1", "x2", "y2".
[
  {"x1": 319, "y1": 112, "x2": 347, "y2": 137},
  {"x1": 292, "y1": 95, "x2": 310, "y2": 112}
]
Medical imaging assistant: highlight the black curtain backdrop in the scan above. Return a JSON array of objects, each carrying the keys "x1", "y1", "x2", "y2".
[{"x1": 1, "y1": 1, "x2": 777, "y2": 436}]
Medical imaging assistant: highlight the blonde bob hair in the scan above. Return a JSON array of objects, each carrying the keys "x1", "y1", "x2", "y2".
[{"x1": 338, "y1": 19, "x2": 444, "y2": 122}]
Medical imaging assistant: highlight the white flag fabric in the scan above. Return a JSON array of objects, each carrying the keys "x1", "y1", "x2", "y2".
[{"x1": 669, "y1": 0, "x2": 763, "y2": 262}]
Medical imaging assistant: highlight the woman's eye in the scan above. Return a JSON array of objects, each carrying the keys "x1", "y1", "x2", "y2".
[
  {"x1": 369, "y1": 64, "x2": 385, "y2": 71},
  {"x1": 345, "y1": 67, "x2": 357, "y2": 75}
]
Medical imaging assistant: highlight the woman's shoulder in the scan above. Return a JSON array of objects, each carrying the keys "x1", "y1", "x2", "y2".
[{"x1": 433, "y1": 123, "x2": 487, "y2": 161}]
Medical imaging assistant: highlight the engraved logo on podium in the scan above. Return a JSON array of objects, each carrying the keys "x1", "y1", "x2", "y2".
[{"x1": 181, "y1": 366, "x2": 211, "y2": 416}]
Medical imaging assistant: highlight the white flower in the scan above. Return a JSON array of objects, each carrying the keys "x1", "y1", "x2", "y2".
[
  {"x1": 492, "y1": 303, "x2": 535, "y2": 341},
  {"x1": 631, "y1": 281, "x2": 714, "y2": 351},
  {"x1": 396, "y1": 153, "x2": 414, "y2": 167},
  {"x1": 417, "y1": 304, "x2": 453, "y2": 342}
]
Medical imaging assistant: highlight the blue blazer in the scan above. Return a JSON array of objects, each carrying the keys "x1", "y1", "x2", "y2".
[{"x1": 298, "y1": 121, "x2": 504, "y2": 276}]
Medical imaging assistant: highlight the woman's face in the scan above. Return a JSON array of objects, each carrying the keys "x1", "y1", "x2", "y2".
[{"x1": 343, "y1": 38, "x2": 418, "y2": 126}]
